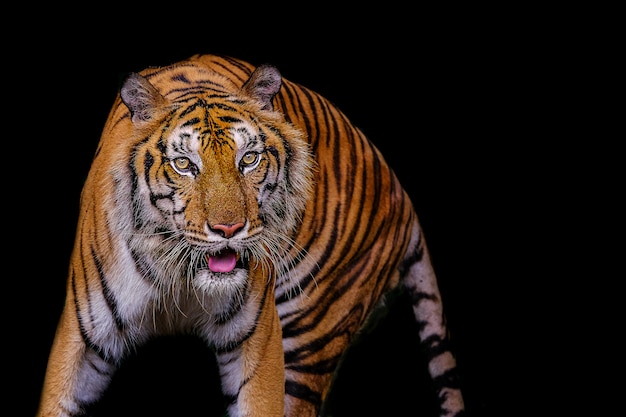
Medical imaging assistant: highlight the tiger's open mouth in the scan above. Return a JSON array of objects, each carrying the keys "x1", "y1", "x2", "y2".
[{"x1": 206, "y1": 249, "x2": 247, "y2": 273}]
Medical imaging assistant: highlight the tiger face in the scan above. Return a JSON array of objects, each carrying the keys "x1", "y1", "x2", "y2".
[{"x1": 117, "y1": 67, "x2": 315, "y2": 303}]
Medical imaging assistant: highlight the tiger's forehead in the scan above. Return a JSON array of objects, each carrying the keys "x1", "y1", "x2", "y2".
[{"x1": 167, "y1": 120, "x2": 254, "y2": 152}]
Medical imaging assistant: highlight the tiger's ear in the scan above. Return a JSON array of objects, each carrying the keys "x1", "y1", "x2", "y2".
[
  {"x1": 241, "y1": 64, "x2": 282, "y2": 111},
  {"x1": 120, "y1": 73, "x2": 167, "y2": 124}
]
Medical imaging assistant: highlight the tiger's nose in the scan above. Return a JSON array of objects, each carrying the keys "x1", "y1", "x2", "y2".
[{"x1": 210, "y1": 222, "x2": 245, "y2": 238}]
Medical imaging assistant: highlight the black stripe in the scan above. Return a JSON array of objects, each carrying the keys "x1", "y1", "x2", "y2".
[
  {"x1": 398, "y1": 229, "x2": 424, "y2": 277},
  {"x1": 433, "y1": 366, "x2": 462, "y2": 392},
  {"x1": 213, "y1": 280, "x2": 272, "y2": 354},
  {"x1": 420, "y1": 334, "x2": 454, "y2": 361},
  {"x1": 90, "y1": 245, "x2": 125, "y2": 334},
  {"x1": 285, "y1": 379, "x2": 322, "y2": 406}
]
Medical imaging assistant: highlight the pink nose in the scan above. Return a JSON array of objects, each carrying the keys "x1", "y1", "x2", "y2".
[{"x1": 211, "y1": 222, "x2": 245, "y2": 238}]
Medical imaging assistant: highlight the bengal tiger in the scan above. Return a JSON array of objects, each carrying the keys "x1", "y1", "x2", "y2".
[{"x1": 37, "y1": 53, "x2": 465, "y2": 417}]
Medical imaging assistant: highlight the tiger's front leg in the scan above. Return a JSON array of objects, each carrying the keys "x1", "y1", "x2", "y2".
[
  {"x1": 216, "y1": 272, "x2": 285, "y2": 417},
  {"x1": 36, "y1": 299, "x2": 122, "y2": 417}
]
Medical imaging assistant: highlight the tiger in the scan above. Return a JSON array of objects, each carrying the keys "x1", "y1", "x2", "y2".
[{"x1": 37, "y1": 53, "x2": 465, "y2": 417}]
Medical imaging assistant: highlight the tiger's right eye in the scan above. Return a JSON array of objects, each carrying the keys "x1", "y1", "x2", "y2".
[{"x1": 171, "y1": 157, "x2": 196, "y2": 176}]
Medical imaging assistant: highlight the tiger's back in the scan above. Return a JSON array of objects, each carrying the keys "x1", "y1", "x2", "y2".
[{"x1": 38, "y1": 54, "x2": 464, "y2": 417}]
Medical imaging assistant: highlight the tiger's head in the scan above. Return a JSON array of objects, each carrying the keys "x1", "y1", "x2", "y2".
[{"x1": 110, "y1": 63, "x2": 315, "y2": 299}]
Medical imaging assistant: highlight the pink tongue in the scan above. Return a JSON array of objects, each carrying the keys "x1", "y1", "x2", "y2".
[{"x1": 208, "y1": 251, "x2": 237, "y2": 273}]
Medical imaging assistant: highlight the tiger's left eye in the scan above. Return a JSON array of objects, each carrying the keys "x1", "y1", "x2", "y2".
[{"x1": 241, "y1": 152, "x2": 260, "y2": 167}]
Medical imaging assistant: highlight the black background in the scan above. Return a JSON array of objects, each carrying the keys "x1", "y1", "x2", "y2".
[{"x1": 17, "y1": 8, "x2": 592, "y2": 417}]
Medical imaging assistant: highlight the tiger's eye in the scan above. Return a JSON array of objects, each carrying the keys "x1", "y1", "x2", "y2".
[
  {"x1": 174, "y1": 157, "x2": 190, "y2": 170},
  {"x1": 242, "y1": 152, "x2": 258, "y2": 166}
]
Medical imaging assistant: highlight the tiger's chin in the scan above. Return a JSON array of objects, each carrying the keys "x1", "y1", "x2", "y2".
[{"x1": 193, "y1": 268, "x2": 249, "y2": 297}]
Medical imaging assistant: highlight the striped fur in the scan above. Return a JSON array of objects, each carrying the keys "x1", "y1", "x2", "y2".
[{"x1": 37, "y1": 54, "x2": 464, "y2": 417}]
